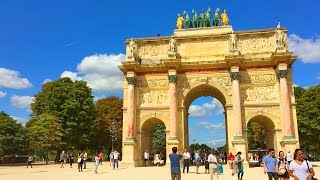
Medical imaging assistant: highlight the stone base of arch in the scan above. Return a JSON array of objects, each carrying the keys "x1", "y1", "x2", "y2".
[
  {"x1": 122, "y1": 139, "x2": 138, "y2": 167},
  {"x1": 232, "y1": 138, "x2": 249, "y2": 168},
  {"x1": 166, "y1": 138, "x2": 180, "y2": 166}
]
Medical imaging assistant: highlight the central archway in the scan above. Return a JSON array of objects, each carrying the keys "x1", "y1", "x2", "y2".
[{"x1": 182, "y1": 84, "x2": 228, "y2": 151}]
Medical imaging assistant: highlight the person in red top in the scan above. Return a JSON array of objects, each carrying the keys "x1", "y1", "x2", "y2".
[
  {"x1": 99, "y1": 152, "x2": 103, "y2": 165},
  {"x1": 227, "y1": 152, "x2": 235, "y2": 169}
]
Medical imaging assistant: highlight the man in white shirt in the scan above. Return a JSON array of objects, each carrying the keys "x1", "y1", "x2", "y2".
[
  {"x1": 113, "y1": 150, "x2": 120, "y2": 170},
  {"x1": 144, "y1": 150, "x2": 149, "y2": 167},
  {"x1": 182, "y1": 148, "x2": 191, "y2": 173},
  {"x1": 208, "y1": 150, "x2": 219, "y2": 180}
]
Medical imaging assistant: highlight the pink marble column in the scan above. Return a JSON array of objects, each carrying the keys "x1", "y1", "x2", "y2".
[
  {"x1": 168, "y1": 74, "x2": 177, "y2": 139},
  {"x1": 278, "y1": 69, "x2": 293, "y2": 137},
  {"x1": 126, "y1": 76, "x2": 135, "y2": 138},
  {"x1": 230, "y1": 69, "x2": 243, "y2": 139}
]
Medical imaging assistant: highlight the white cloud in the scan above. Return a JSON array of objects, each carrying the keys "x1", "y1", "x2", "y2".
[
  {"x1": 288, "y1": 34, "x2": 320, "y2": 63},
  {"x1": 197, "y1": 121, "x2": 225, "y2": 129},
  {"x1": 11, "y1": 116, "x2": 28, "y2": 125},
  {"x1": 0, "y1": 91, "x2": 6, "y2": 98},
  {"x1": 189, "y1": 98, "x2": 224, "y2": 117},
  {"x1": 42, "y1": 78, "x2": 52, "y2": 84},
  {"x1": 61, "y1": 54, "x2": 125, "y2": 93},
  {"x1": 206, "y1": 138, "x2": 226, "y2": 148},
  {"x1": 10, "y1": 95, "x2": 34, "y2": 109},
  {"x1": 189, "y1": 105, "x2": 206, "y2": 117},
  {"x1": 0, "y1": 67, "x2": 33, "y2": 89}
]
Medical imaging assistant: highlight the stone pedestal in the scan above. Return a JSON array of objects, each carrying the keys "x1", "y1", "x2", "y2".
[
  {"x1": 232, "y1": 139, "x2": 249, "y2": 168},
  {"x1": 166, "y1": 138, "x2": 180, "y2": 166},
  {"x1": 122, "y1": 138, "x2": 137, "y2": 167}
]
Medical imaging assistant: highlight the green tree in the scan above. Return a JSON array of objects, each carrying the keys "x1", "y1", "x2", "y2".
[
  {"x1": 94, "y1": 96, "x2": 123, "y2": 151},
  {"x1": 217, "y1": 144, "x2": 227, "y2": 153},
  {"x1": 0, "y1": 111, "x2": 28, "y2": 157},
  {"x1": 247, "y1": 122, "x2": 266, "y2": 149},
  {"x1": 295, "y1": 85, "x2": 320, "y2": 159},
  {"x1": 152, "y1": 123, "x2": 166, "y2": 153},
  {"x1": 27, "y1": 113, "x2": 63, "y2": 164},
  {"x1": 30, "y1": 77, "x2": 95, "y2": 150}
]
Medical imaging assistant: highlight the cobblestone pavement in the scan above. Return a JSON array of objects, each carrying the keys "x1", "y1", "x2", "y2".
[{"x1": 0, "y1": 162, "x2": 319, "y2": 180}]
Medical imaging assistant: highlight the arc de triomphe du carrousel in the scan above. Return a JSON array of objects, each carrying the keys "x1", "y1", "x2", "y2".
[{"x1": 118, "y1": 8, "x2": 299, "y2": 167}]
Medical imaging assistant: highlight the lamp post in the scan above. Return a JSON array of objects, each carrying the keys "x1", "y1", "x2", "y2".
[{"x1": 110, "y1": 119, "x2": 116, "y2": 151}]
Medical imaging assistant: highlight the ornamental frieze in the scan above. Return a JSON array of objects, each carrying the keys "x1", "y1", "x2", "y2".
[
  {"x1": 241, "y1": 85, "x2": 278, "y2": 102},
  {"x1": 138, "y1": 44, "x2": 168, "y2": 59},
  {"x1": 241, "y1": 74, "x2": 277, "y2": 84},
  {"x1": 136, "y1": 79, "x2": 169, "y2": 88},
  {"x1": 138, "y1": 90, "x2": 169, "y2": 105},
  {"x1": 237, "y1": 36, "x2": 275, "y2": 53}
]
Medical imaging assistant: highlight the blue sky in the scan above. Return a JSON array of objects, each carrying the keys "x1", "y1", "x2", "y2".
[{"x1": 0, "y1": 1, "x2": 319, "y2": 148}]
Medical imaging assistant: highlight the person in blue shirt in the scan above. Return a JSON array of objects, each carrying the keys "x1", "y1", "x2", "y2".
[
  {"x1": 194, "y1": 149, "x2": 201, "y2": 174},
  {"x1": 262, "y1": 148, "x2": 279, "y2": 180},
  {"x1": 169, "y1": 147, "x2": 182, "y2": 180}
]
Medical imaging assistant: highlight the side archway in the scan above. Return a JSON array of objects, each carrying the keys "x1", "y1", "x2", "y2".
[{"x1": 246, "y1": 115, "x2": 276, "y2": 151}]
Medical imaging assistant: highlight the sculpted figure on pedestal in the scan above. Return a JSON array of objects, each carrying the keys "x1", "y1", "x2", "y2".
[
  {"x1": 168, "y1": 36, "x2": 177, "y2": 54},
  {"x1": 128, "y1": 38, "x2": 137, "y2": 58},
  {"x1": 176, "y1": 14, "x2": 184, "y2": 29},
  {"x1": 220, "y1": 9, "x2": 229, "y2": 26},
  {"x1": 230, "y1": 32, "x2": 238, "y2": 52}
]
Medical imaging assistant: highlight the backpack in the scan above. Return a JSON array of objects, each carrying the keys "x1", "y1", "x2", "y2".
[{"x1": 278, "y1": 158, "x2": 287, "y2": 175}]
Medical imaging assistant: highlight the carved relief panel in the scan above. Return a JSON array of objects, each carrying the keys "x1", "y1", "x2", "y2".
[
  {"x1": 241, "y1": 85, "x2": 279, "y2": 102},
  {"x1": 241, "y1": 74, "x2": 277, "y2": 84},
  {"x1": 136, "y1": 79, "x2": 169, "y2": 88},
  {"x1": 138, "y1": 89, "x2": 169, "y2": 105}
]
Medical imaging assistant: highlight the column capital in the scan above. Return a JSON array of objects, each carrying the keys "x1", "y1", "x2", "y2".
[
  {"x1": 168, "y1": 75, "x2": 177, "y2": 84},
  {"x1": 126, "y1": 77, "x2": 136, "y2": 85},
  {"x1": 277, "y1": 69, "x2": 288, "y2": 79},
  {"x1": 230, "y1": 71, "x2": 240, "y2": 81}
]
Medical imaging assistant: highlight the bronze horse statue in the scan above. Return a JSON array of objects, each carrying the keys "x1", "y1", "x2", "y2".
[
  {"x1": 192, "y1": 9, "x2": 199, "y2": 28},
  {"x1": 183, "y1": 10, "x2": 192, "y2": 28},
  {"x1": 212, "y1": 8, "x2": 220, "y2": 26}
]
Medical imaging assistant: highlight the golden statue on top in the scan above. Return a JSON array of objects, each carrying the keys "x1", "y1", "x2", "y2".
[
  {"x1": 220, "y1": 9, "x2": 229, "y2": 26},
  {"x1": 176, "y1": 13, "x2": 185, "y2": 29}
]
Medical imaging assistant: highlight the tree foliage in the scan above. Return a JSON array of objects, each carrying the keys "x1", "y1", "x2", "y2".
[
  {"x1": 294, "y1": 85, "x2": 320, "y2": 159},
  {"x1": 30, "y1": 77, "x2": 95, "y2": 150},
  {"x1": 189, "y1": 143, "x2": 212, "y2": 152},
  {"x1": 94, "y1": 96, "x2": 123, "y2": 151},
  {"x1": 0, "y1": 111, "x2": 28, "y2": 157},
  {"x1": 247, "y1": 121, "x2": 266, "y2": 149},
  {"x1": 152, "y1": 123, "x2": 166, "y2": 153},
  {"x1": 26, "y1": 113, "x2": 63, "y2": 164}
]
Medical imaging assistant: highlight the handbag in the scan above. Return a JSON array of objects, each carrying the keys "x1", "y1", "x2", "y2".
[
  {"x1": 306, "y1": 160, "x2": 318, "y2": 180},
  {"x1": 277, "y1": 158, "x2": 287, "y2": 175}
]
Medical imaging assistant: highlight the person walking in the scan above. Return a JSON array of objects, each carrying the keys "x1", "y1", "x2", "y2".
[
  {"x1": 278, "y1": 151, "x2": 289, "y2": 180},
  {"x1": 154, "y1": 151, "x2": 161, "y2": 166},
  {"x1": 113, "y1": 150, "x2": 120, "y2": 170},
  {"x1": 94, "y1": 153, "x2": 99, "y2": 174},
  {"x1": 169, "y1": 147, "x2": 182, "y2": 180},
  {"x1": 182, "y1": 148, "x2": 190, "y2": 173},
  {"x1": 262, "y1": 148, "x2": 279, "y2": 180},
  {"x1": 27, "y1": 154, "x2": 33, "y2": 168},
  {"x1": 285, "y1": 150, "x2": 293, "y2": 165},
  {"x1": 194, "y1": 149, "x2": 201, "y2": 174},
  {"x1": 236, "y1": 152, "x2": 244, "y2": 180},
  {"x1": 109, "y1": 150, "x2": 114, "y2": 167},
  {"x1": 60, "y1": 151, "x2": 65, "y2": 168},
  {"x1": 99, "y1": 152, "x2": 103, "y2": 165},
  {"x1": 69, "y1": 154, "x2": 74, "y2": 168},
  {"x1": 204, "y1": 150, "x2": 209, "y2": 174},
  {"x1": 208, "y1": 150, "x2": 219, "y2": 180},
  {"x1": 289, "y1": 149, "x2": 316, "y2": 180},
  {"x1": 83, "y1": 151, "x2": 88, "y2": 169},
  {"x1": 77, "y1": 152, "x2": 83, "y2": 172},
  {"x1": 228, "y1": 152, "x2": 235, "y2": 169},
  {"x1": 144, "y1": 150, "x2": 149, "y2": 167}
]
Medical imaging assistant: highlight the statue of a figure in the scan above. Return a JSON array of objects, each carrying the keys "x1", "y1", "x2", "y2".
[
  {"x1": 176, "y1": 14, "x2": 184, "y2": 29},
  {"x1": 229, "y1": 32, "x2": 238, "y2": 52},
  {"x1": 275, "y1": 22, "x2": 285, "y2": 47},
  {"x1": 220, "y1": 9, "x2": 229, "y2": 26},
  {"x1": 168, "y1": 36, "x2": 176, "y2": 54},
  {"x1": 128, "y1": 38, "x2": 137, "y2": 58}
]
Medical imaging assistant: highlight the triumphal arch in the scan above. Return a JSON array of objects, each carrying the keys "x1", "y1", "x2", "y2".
[{"x1": 119, "y1": 16, "x2": 299, "y2": 166}]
